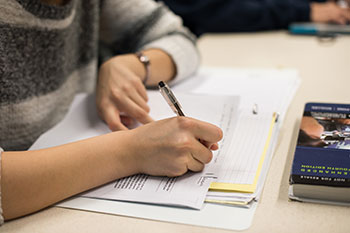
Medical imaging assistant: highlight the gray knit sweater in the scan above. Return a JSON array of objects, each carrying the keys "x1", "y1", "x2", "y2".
[{"x1": 0, "y1": 0, "x2": 199, "y2": 224}]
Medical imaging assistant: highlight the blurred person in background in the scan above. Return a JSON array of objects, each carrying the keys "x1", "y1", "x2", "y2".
[{"x1": 158, "y1": 0, "x2": 350, "y2": 36}]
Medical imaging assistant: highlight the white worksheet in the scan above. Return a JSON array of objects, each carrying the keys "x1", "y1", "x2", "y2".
[
  {"x1": 31, "y1": 92, "x2": 240, "y2": 209},
  {"x1": 31, "y1": 67, "x2": 300, "y2": 230}
]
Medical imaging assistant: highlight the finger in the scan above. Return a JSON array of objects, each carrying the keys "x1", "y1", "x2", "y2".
[
  {"x1": 114, "y1": 97, "x2": 154, "y2": 124},
  {"x1": 127, "y1": 90, "x2": 150, "y2": 113},
  {"x1": 183, "y1": 117, "x2": 223, "y2": 143},
  {"x1": 210, "y1": 143, "x2": 219, "y2": 151},
  {"x1": 187, "y1": 155, "x2": 205, "y2": 172},
  {"x1": 200, "y1": 140, "x2": 219, "y2": 150},
  {"x1": 101, "y1": 104, "x2": 129, "y2": 131},
  {"x1": 134, "y1": 78, "x2": 148, "y2": 101},
  {"x1": 115, "y1": 79, "x2": 149, "y2": 113},
  {"x1": 120, "y1": 115, "x2": 138, "y2": 129},
  {"x1": 333, "y1": 12, "x2": 346, "y2": 24},
  {"x1": 190, "y1": 139, "x2": 214, "y2": 164},
  {"x1": 336, "y1": 16, "x2": 347, "y2": 24},
  {"x1": 333, "y1": 10, "x2": 348, "y2": 24},
  {"x1": 341, "y1": 9, "x2": 350, "y2": 21}
]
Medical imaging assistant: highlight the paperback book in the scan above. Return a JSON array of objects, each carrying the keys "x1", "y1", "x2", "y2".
[{"x1": 289, "y1": 103, "x2": 350, "y2": 205}]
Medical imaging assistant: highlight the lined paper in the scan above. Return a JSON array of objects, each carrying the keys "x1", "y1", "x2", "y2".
[
  {"x1": 209, "y1": 112, "x2": 277, "y2": 193},
  {"x1": 30, "y1": 92, "x2": 240, "y2": 209}
]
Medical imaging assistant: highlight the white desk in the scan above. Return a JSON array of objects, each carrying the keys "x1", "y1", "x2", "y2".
[{"x1": 3, "y1": 32, "x2": 350, "y2": 233}]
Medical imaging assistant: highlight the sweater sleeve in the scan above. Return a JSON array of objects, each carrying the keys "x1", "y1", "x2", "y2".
[
  {"x1": 0, "y1": 147, "x2": 3, "y2": 226},
  {"x1": 99, "y1": 0, "x2": 200, "y2": 85},
  {"x1": 158, "y1": 0, "x2": 321, "y2": 36}
]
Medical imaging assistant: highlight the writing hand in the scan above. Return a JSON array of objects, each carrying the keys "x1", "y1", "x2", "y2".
[{"x1": 126, "y1": 117, "x2": 223, "y2": 177}]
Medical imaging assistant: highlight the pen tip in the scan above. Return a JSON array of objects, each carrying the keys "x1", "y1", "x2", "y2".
[{"x1": 158, "y1": 81, "x2": 165, "y2": 87}]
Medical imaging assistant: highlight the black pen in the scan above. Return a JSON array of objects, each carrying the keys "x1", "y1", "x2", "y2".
[{"x1": 158, "y1": 81, "x2": 185, "y2": 116}]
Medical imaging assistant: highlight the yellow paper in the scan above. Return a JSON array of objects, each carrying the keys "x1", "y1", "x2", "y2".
[{"x1": 209, "y1": 112, "x2": 278, "y2": 193}]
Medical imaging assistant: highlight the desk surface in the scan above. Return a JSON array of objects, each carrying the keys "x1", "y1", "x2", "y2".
[{"x1": 3, "y1": 32, "x2": 350, "y2": 233}]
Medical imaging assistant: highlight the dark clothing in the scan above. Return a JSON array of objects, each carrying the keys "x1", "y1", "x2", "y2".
[{"x1": 159, "y1": 0, "x2": 326, "y2": 36}]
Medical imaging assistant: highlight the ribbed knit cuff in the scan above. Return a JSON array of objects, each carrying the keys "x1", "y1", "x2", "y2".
[
  {"x1": 142, "y1": 34, "x2": 200, "y2": 86},
  {"x1": 0, "y1": 147, "x2": 4, "y2": 226}
]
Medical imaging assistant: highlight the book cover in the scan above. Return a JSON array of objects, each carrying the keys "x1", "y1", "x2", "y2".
[{"x1": 290, "y1": 103, "x2": 350, "y2": 188}]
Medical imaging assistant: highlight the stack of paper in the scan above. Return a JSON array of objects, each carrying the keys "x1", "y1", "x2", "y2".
[
  {"x1": 30, "y1": 67, "x2": 300, "y2": 210},
  {"x1": 31, "y1": 92, "x2": 241, "y2": 209},
  {"x1": 205, "y1": 111, "x2": 278, "y2": 207},
  {"x1": 173, "y1": 67, "x2": 301, "y2": 207},
  {"x1": 30, "y1": 67, "x2": 300, "y2": 230}
]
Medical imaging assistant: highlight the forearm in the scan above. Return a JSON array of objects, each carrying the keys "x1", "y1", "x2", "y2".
[
  {"x1": 1, "y1": 131, "x2": 137, "y2": 220},
  {"x1": 1, "y1": 117, "x2": 223, "y2": 220}
]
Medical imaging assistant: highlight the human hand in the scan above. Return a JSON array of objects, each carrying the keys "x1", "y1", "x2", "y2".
[
  {"x1": 96, "y1": 54, "x2": 153, "y2": 131},
  {"x1": 126, "y1": 117, "x2": 223, "y2": 177},
  {"x1": 310, "y1": 2, "x2": 350, "y2": 25},
  {"x1": 300, "y1": 116, "x2": 324, "y2": 139},
  {"x1": 336, "y1": 118, "x2": 350, "y2": 124}
]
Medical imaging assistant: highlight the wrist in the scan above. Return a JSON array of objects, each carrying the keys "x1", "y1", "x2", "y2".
[
  {"x1": 117, "y1": 129, "x2": 144, "y2": 174},
  {"x1": 99, "y1": 130, "x2": 142, "y2": 177},
  {"x1": 104, "y1": 54, "x2": 147, "y2": 83},
  {"x1": 135, "y1": 52, "x2": 151, "y2": 85}
]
